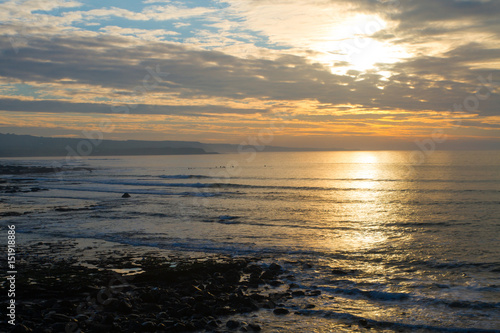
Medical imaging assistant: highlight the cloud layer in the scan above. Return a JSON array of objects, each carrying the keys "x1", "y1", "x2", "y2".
[{"x1": 0, "y1": 0, "x2": 498, "y2": 148}]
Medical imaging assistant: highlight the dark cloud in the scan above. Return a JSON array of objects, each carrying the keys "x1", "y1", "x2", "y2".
[
  {"x1": 0, "y1": 25, "x2": 498, "y2": 117},
  {"x1": 0, "y1": 97, "x2": 265, "y2": 115},
  {"x1": 390, "y1": 0, "x2": 500, "y2": 26}
]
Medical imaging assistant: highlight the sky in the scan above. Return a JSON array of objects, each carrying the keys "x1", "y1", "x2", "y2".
[{"x1": 0, "y1": 0, "x2": 499, "y2": 150}]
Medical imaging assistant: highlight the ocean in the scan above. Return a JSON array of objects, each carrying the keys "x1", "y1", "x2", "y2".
[{"x1": 1, "y1": 151, "x2": 499, "y2": 332}]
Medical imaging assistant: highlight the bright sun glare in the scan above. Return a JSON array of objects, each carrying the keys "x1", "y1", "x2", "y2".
[{"x1": 313, "y1": 14, "x2": 408, "y2": 73}]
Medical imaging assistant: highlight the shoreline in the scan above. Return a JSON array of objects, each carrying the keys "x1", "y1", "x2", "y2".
[{"x1": 0, "y1": 236, "x2": 324, "y2": 333}]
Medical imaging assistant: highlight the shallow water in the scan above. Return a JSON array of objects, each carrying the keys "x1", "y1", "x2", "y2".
[{"x1": 2, "y1": 151, "x2": 499, "y2": 331}]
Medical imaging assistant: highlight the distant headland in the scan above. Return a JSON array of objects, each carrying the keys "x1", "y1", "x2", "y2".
[{"x1": 0, "y1": 133, "x2": 335, "y2": 157}]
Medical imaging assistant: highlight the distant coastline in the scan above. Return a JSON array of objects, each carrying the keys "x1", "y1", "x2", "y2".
[{"x1": 0, "y1": 133, "x2": 339, "y2": 157}]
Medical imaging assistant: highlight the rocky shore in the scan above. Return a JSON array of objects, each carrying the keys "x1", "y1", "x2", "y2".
[
  {"x1": 0, "y1": 164, "x2": 92, "y2": 196},
  {"x1": 0, "y1": 165, "x2": 92, "y2": 175},
  {"x1": 0, "y1": 240, "x2": 323, "y2": 333}
]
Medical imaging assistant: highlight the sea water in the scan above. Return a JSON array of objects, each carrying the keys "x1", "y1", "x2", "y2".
[{"x1": 1, "y1": 151, "x2": 499, "y2": 331}]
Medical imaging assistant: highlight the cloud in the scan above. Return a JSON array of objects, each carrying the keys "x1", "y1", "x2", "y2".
[
  {"x1": 173, "y1": 22, "x2": 191, "y2": 28},
  {"x1": 0, "y1": 97, "x2": 266, "y2": 116},
  {"x1": 0, "y1": 33, "x2": 498, "y2": 117},
  {"x1": 99, "y1": 26, "x2": 180, "y2": 41},
  {"x1": 0, "y1": 0, "x2": 499, "y2": 146},
  {"x1": 143, "y1": 0, "x2": 172, "y2": 3}
]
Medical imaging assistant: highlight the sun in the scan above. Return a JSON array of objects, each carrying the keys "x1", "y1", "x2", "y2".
[
  {"x1": 312, "y1": 14, "x2": 408, "y2": 73},
  {"x1": 343, "y1": 39, "x2": 400, "y2": 71}
]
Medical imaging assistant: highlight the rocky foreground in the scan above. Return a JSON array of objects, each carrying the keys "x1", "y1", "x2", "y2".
[{"x1": 0, "y1": 241, "x2": 323, "y2": 333}]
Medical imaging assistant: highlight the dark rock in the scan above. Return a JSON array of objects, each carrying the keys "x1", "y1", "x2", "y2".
[
  {"x1": 269, "y1": 280, "x2": 283, "y2": 287},
  {"x1": 12, "y1": 324, "x2": 33, "y2": 333},
  {"x1": 244, "y1": 264, "x2": 263, "y2": 274},
  {"x1": 248, "y1": 323, "x2": 262, "y2": 331},
  {"x1": 359, "y1": 319, "x2": 370, "y2": 327},
  {"x1": 0, "y1": 211, "x2": 23, "y2": 217},
  {"x1": 250, "y1": 293, "x2": 266, "y2": 302},
  {"x1": 89, "y1": 323, "x2": 113, "y2": 331},
  {"x1": 75, "y1": 314, "x2": 89, "y2": 322},
  {"x1": 156, "y1": 323, "x2": 167, "y2": 330},
  {"x1": 260, "y1": 270, "x2": 278, "y2": 280},
  {"x1": 223, "y1": 269, "x2": 241, "y2": 284},
  {"x1": 115, "y1": 299, "x2": 133, "y2": 314},
  {"x1": 141, "y1": 321, "x2": 157, "y2": 331},
  {"x1": 122, "y1": 192, "x2": 131, "y2": 198},
  {"x1": 51, "y1": 322, "x2": 67, "y2": 332},
  {"x1": 141, "y1": 291, "x2": 157, "y2": 303},
  {"x1": 7, "y1": 244, "x2": 289, "y2": 333},
  {"x1": 49, "y1": 313, "x2": 74, "y2": 323},
  {"x1": 161, "y1": 320, "x2": 177, "y2": 329},
  {"x1": 331, "y1": 268, "x2": 349, "y2": 275},
  {"x1": 269, "y1": 263, "x2": 282, "y2": 272},
  {"x1": 308, "y1": 290, "x2": 321, "y2": 296},
  {"x1": 262, "y1": 299, "x2": 277, "y2": 309},
  {"x1": 192, "y1": 318, "x2": 207, "y2": 329},
  {"x1": 226, "y1": 320, "x2": 240, "y2": 329},
  {"x1": 273, "y1": 308, "x2": 290, "y2": 315},
  {"x1": 173, "y1": 322, "x2": 188, "y2": 331},
  {"x1": 297, "y1": 310, "x2": 312, "y2": 316},
  {"x1": 143, "y1": 303, "x2": 162, "y2": 312}
]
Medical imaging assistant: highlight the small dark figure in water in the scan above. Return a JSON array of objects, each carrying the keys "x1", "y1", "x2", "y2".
[{"x1": 122, "y1": 193, "x2": 131, "y2": 198}]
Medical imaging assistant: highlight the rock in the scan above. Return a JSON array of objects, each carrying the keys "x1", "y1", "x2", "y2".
[
  {"x1": 226, "y1": 320, "x2": 240, "y2": 329},
  {"x1": 141, "y1": 291, "x2": 157, "y2": 303},
  {"x1": 75, "y1": 314, "x2": 89, "y2": 322},
  {"x1": 122, "y1": 192, "x2": 131, "y2": 198},
  {"x1": 359, "y1": 319, "x2": 370, "y2": 327},
  {"x1": 51, "y1": 323, "x2": 67, "y2": 332},
  {"x1": 161, "y1": 320, "x2": 177, "y2": 330},
  {"x1": 143, "y1": 303, "x2": 161, "y2": 312},
  {"x1": 269, "y1": 280, "x2": 283, "y2": 287},
  {"x1": 141, "y1": 321, "x2": 156, "y2": 331},
  {"x1": 331, "y1": 268, "x2": 349, "y2": 275},
  {"x1": 117, "y1": 300, "x2": 133, "y2": 314},
  {"x1": 244, "y1": 264, "x2": 263, "y2": 274},
  {"x1": 206, "y1": 319, "x2": 219, "y2": 328},
  {"x1": 262, "y1": 299, "x2": 277, "y2": 309},
  {"x1": 308, "y1": 290, "x2": 321, "y2": 296},
  {"x1": 261, "y1": 270, "x2": 278, "y2": 280},
  {"x1": 223, "y1": 269, "x2": 241, "y2": 284},
  {"x1": 273, "y1": 308, "x2": 290, "y2": 315},
  {"x1": 269, "y1": 263, "x2": 282, "y2": 272},
  {"x1": 48, "y1": 313, "x2": 72, "y2": 322},
  {"x1": 248, "y1": 323, "x2": 262, "y2": 331},
  {"x1": 12, "y1": 324, "x2": 33, "y2": 333},
  {"x1": 0, "y1": 211, "x2": 23, "y2": 217}
]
